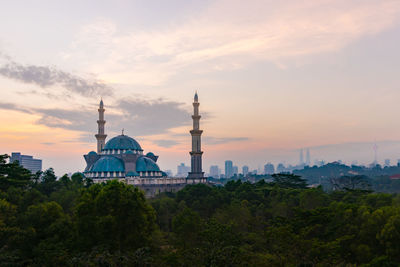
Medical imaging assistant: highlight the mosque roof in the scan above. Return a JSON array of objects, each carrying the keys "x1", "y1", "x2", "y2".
[
  {"x1": 103, "y1": 135, "x2": 142, "y2": 151},
  {"x1": 90, "y1": 156, "x2": 125, "y2": 172},
  {"x1": 136, "y1": 156, "x2": 161, "y2": 172},
  {"x1": 126, "y1": 171, "x2": 140, "y2": 177}
]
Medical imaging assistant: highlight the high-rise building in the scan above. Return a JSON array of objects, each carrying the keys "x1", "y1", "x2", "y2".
[
  {"x1": 305, "y1": 148, "x2": 311, "y2": 166},
  {"x1": 276, "y1": 163, "x2": 285, "y2": 173},
  {"x1": 384, "y1": 159, "x2": 391, "y2": 167},
  {"x1": 10, "y1": 152, "x2": 42, "y2": 173},
  {"x1": 299, "y1": 149, "x2": 304, "y2": 165},
  {"x1": 242, "y1": 165, "x2": 249, "y2": 176},
  {"x1": 264, "y1": 163, "x2": 275, "y2": 175},
  {"x1": 225, "y1": 160, "x2": 233, "y2": 178},
  {"x1": 177, "y1": 163, "x2": 190, "y2": 177},
  {"x1": 233, "y1": 166, "x2": 238, "y2": 176},
  {"x1": 188, "y1": 92, "x2": 204, "y2": 179},
  {"x1": 209, "y1": 165, "x2": 220, "y2": 178},
  {"x1": 373, "y1": 143, "x2": 378, "y2": 165}
]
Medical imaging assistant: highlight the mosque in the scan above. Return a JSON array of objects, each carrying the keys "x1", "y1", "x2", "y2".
[{"x1": 83, "y1": 93, "x2": 206, "y2": 196}]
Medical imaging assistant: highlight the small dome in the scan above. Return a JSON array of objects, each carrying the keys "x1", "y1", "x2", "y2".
[
  {"x1": 104, "y1": 135, "x2": 142, "y2": 151},
  {"x1": 146, "y1": 152, "x2": 155, "y2": 157},
  {"x1": 88, "y1": 151, "x2": 97, "y2": 156},
  {"x1": 90, "y1": 156, "x2": 124, "y2": 172},
  {"x1": 126, "y1": 171, "x2": 139, "y2": 177},
  {"x1": 136, "y1": 156, "x2": 161, "y2": 172},
  {"x1": 125, "y1": 150, "x2": 134, "y2": 154},
  {"x1": 145, "y1": 152, "x2": 158, "y2": 162}
]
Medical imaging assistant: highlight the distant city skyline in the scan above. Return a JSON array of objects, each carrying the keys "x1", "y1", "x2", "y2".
[{"x1": 1, "y1": 1, "x2": 400, "y2": 175}]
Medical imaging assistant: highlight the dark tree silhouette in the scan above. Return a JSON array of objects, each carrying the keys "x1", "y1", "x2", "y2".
[{"x1": 271, "y1": 173, "x2": 308, "y2": 189}]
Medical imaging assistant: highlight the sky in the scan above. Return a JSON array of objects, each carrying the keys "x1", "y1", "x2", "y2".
[{"x1": 1, "y1": 0, "x2": 400, "y2": 175}]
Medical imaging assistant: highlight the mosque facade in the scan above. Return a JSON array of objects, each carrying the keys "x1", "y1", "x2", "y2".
[{"x1": 83, "y1": 94, "x2": 206, "y2": 197}]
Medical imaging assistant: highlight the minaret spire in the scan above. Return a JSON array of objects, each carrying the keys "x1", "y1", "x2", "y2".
[
  {"x1": 188, "y1": 91, "x2": 204, "y2": 179},
  {"x1": 95, "y1": 99, "x2": 107, "y2": 153}
]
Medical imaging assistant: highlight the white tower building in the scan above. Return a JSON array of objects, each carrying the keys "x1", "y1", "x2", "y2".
[
  {"x1": 95, "y1": 99, "x2": 107, "y2": 153},
  {"x1": 188, "y1": 92, "x2": 204, "y2": 179}
]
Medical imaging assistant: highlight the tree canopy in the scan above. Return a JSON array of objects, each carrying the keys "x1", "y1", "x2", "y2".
[{"x1": 1, "y1": 156, "x2": 400, "y2": 266}]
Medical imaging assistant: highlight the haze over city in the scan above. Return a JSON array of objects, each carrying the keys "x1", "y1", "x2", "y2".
[{"x1": 1, "y1": 0, "x2": 400, "y2": 175}]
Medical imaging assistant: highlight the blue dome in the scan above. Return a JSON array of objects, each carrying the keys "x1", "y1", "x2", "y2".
[
  {"x1": 124, "y1": 150, "x2": 134, "y2": 154},
  {"x1": 90, "y1": 156, "x2": 125, "y2": 172},
  {"x1": 88, "y1": 151, "x2": 97, "y2": 155},
  {"x1": 136, "y1": 156, "x2": 160, "y2": 172},
  {"x1": 145, "y1": 152, "x2": 158, "y2": 162},
  {"x1": 104, "y1": 135, "x2": 142, "y2": 151}
]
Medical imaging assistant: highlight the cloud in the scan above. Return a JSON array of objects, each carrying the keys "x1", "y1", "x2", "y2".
[
  {"x1": 41, "y1": 142, "x2": 55, "y2": 146},
  {"x1": 204, "y1": 136, "x2": 249, "y2": 145},
  {"x1": 153, "y1": 139, "x2": 180, "y2": 148},
  {"x1": 62, "y1": 0, "x2": 400, "y2": 85},
  {"x1": 0, "y1": 98, "x2": 191, "y2": 140},
  {"x1": 0, "y1": 61, "x2": 113, "y2": 97},
  {"x1": 0, "y1": 102, "x2": 32, "y2": 114},
  {"x1": 110, "y1": 98, "x2": 191, "y2": 136},
  {"x1": 34, "y1": 107, "x2": 95, "y2": 132},
  {"x1": 149, "y1": 135, "x2": 249, "y2": 148}
]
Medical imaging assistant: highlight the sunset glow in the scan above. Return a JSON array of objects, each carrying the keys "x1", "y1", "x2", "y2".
[{"x1": 1, "y1": 0, "x2": 400, "y2": 175}]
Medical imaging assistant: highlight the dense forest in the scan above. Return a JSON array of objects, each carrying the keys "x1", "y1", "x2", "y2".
[
  {"x1": 1, "y1": 154, "x2": 400, "y2": 266},
  {"x1": 213, "y1": 162, "x2": 400, "y2": 194}
]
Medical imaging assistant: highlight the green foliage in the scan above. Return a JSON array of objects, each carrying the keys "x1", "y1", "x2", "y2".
[
  {"x1": 75, "y1": 180, "x2": 156, "y2": 252},
  {"x1": 1, "y1": 159, "x2": 400, "y2": 266},
  {"x1": 0, "y1": 154, "x2": 33, "y2": 191},
  {"x1": 330, "y1": 175, "x2": 371, "y2": 191},
  {"x1": 272, "y1": 173, "x2": 308, "y2": 189}
]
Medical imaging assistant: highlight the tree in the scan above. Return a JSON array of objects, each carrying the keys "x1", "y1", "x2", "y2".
[
  {"x1": 36, "y1": 168, "x2": 61, "y2": 196},
  {"x1": 71, "y1": 172, "x2": 84, "y2": 185},
  {"x1": 74, "y1": 180, "x2": 156, "y2": 252},
  {"x1": 0, "y1": 154, "x2": 33, "y2": 191},
  {"x1": 23, "y1": 202, "x2": 72, "y2": 264},
  {"x1": 172, "y1": 206, "x2": 202, "y2": 249},
  {"x1": 330, "y1": 175, "x2": 371, "y2": 191},
  {"x1": 271, "y1": 173, "x2": 308, "y2": 189}
]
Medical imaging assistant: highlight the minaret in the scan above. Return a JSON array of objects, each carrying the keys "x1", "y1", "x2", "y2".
[
  {"x1": 95, "y1": 99, "x2": 107, "y2": 153},
  {"x1": 188, "y1": 92, "x2": 204, "y2": 179}
]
